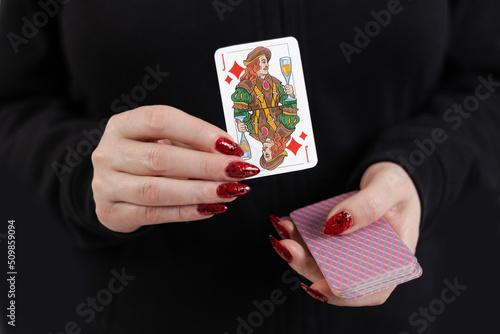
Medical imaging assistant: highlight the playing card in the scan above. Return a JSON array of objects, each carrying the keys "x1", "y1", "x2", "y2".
[
  {"x1": 214, "y1": 37, "x2": 318, "y2": 178},
  {"x1": 290, "y1": 191, "x2": 422, "y2": 300}
]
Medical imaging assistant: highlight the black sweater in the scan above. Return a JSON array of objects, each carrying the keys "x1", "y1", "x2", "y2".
[{"x1": 1, "y1": 0, "x2": 499, "y2": 333}]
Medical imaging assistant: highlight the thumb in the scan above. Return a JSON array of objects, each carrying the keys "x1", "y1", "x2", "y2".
[{"x1": 324, "y1": 176, "x2": 401, "y2": 236}]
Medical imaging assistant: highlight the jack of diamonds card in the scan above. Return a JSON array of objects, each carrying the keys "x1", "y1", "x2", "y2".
[{"x1": 214, "y1": 37, "x2": 318, "y2": 178}]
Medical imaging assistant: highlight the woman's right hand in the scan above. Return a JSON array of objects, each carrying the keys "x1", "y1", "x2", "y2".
[{"x1": 91, "y1": 105, "x2": 259, "y2": 233}]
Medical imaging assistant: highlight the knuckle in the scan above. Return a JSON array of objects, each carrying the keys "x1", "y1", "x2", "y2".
[
  {"x1": 366, "y1": 194, "x2": 383, "y2": 211},
  {"x1": 147, "y1": 107, "x2": 170, "y2": 134},
  {"x1": 107, "y1": 204, "x2": 126, "y2": 231},
  {"x1": 383, "y1": 169, "x2": 406, "y2": 190},
  {"x1": 140, "y1": 179, "x2": 161, "y2": 205},
  {"x1": 189, "y1": 184, "x2": 205, "y2": 204},
  {"x1": 198, "y1": 156, "x2": 215, "y2": 178},
  {"x1": 172, "y1": 206, "x2": 184, "y2": 222},
  {"x1": 91, "y1": 148, "x2": 106, "y2": 166},
  {"x1": 95, "y1": 206, "x2": 106, "y2": 221},
  {"x1": 97, "y1": 203, "x2": 138, "y2": 233},
  {"x1": 360, "y1": 192, "x2": 384, "y2": 221},
  {"x1": 91, "y1": 177, "x2": 103, "y2": 195},
  {"x1": 106, "y1": 113, "x2": 122, "y2": 132},
  {"x1": 174, "y1": 206, "x2": 193, "y2": 223},
  {"x1": 147, "y1": 146, "x2": 167, "y2": 172},
  {"x1": 95, "y1": 205, "x2": 112, "y2": 226},
  {"x1": 144, "y1": 206, "x2": 160, "y2": 225}
]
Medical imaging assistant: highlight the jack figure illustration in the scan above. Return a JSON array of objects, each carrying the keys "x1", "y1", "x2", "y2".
[{"x1": 231, "y1": 46, "x2": 300, "y2": 170}]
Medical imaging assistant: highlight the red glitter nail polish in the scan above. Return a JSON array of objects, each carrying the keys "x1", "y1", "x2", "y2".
[
  {"x1": 215, "y1": 137, "x2": 244, "y2": 157},
  {"x1": 216, "y1": 183, "x2": 251, "y2": 198},
  {"x1": 323, "y1": 211, "x2": 353, "y2": 236},
  {"x1": 225, "y1": 161, "x2": 260, "y2": 178},
  {"x1": 270, "y1": 214, "x2": 291, "y2": 239},
  {"x1": 197, "y1": 204, "x2": 227, "y2": 215},
  {"x1": 300, "y1": 283, "x2": 329, "y2": 303},
  {"x1": 269, "y1": 235, "x2": 293, "y2": 263}
]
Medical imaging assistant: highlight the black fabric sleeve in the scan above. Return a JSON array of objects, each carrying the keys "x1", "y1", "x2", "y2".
[
  {"x1": 0, "y1": 0, "x2": 149, "y2": 247},
  {"x1": 348, "y1": 1, "x2": 500, "y2": 229}
]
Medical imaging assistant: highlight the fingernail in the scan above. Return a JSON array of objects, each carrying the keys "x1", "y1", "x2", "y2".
[
  {"x1": 216, "y1": 137, "x2": 244, "y2": 157},
  {"x1": 300, "y1": 283, "x2": 329, "y2": 303},
  {"x1": 270, "y1": 214, "x2": 290, "y2": 239},
  {"x1": 197, "y1": 204, "x2": 227, "y2": 215},
  {"x1": 323, "y1": 211, "x2": 353, "y2": 236},
  {"x1": 269, "y1": 235, "x2": 293, "y2": 263},
  {"x1": 217, "y1": 183, "x2": 251, "y2": 198},
  {"x1": 225, "y1": 161, "x2": 260, "y2": 178}
]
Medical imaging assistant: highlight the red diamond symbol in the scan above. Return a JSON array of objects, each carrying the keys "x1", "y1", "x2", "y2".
[
  {"x1": 299, "y1": 131, "x2": 308, "y2": 141},
  {"x1": 229, "y1": 61, "x2": 245, "y2": 80},
  {"x1": 224, "y1": 75, "x2": 233, "y2": 85},
  {"x1": 286, "y1": 137, "x2": 302, "y2": 156}
]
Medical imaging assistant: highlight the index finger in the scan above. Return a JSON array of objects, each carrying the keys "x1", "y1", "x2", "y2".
[{"x1": 113, "y1": 105, "x2": 236, "y2": 154}]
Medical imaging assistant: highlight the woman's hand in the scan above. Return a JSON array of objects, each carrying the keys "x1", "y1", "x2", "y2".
[
  {"x1": 269, "y1": 162, "x2": 421, "y2": 306},
  {"x1": 91, "y1": 105, "x2": 259, "y2": 233}
]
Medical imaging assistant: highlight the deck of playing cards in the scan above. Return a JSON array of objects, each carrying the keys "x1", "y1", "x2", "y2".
[
  {"x1": 291, "y1": 191, "x2": 422, "y2": 300},
  {"x1": 215, "y1": 37, "x2": 317, "y2": 178}
]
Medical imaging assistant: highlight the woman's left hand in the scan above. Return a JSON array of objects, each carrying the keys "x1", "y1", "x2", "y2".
[{"x1": 269, "y1": 162, "x2": 421, "y2": 306}]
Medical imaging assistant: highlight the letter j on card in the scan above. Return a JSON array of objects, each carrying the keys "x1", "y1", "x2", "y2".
[{"x1": 215, "y1": 37, "x2": 318, "y2": 178}]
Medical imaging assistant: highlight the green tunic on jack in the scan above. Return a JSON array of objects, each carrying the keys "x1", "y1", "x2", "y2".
[{"x1": 232, "y1": 74, "x2": 299, "y2": 143}]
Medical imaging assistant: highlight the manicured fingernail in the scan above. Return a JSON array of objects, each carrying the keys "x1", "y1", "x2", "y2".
[
  {"x1": 300, "y1": 283, "x2": 329, "y2": 303},
  {"x1": 323, "y1": 211, "x2": 353, "y2": 236},
  {"x1": 270, "y1": 214, "x2": 290, "y2": 239},
  {"x1": 217, "y1": 183, "x2": 251, "y2": 198},
  {"x1": 216, "y1": 137, "x2": 244, "y2": 157},
  {"x1": 197, "y1": 204, "x2": 227, "y2": 215},
  {"x1": 269, "y1": 235, "x2": 292, "y2": 263},
  {"x1": 225, "y1": 161, "x2": 260, "y2": 178}
]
